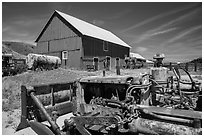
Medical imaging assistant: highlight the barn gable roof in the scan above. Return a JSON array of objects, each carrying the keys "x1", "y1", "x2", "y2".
[{"x1": 36, "y1": 10, "x2": 131, "y2": 48}]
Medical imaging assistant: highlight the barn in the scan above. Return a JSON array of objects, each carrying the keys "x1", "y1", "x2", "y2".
[{"x1": 34, "y1": 10, "x2": 131, "y2": 70}]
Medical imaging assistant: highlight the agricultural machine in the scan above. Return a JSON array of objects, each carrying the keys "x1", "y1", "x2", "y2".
[
  {"x1": 2, "y1": 53, "x2": 26, "y2": 77},
  {"x1": 16, "y1": 65, "x2": 202, "y2": 135}
]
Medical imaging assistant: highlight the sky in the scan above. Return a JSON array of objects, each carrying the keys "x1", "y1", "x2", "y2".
[{"x1": 2, "y1": 2, "x2": 202, "y2": 62}]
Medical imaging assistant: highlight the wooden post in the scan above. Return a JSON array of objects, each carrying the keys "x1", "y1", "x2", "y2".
[
  {"x1": 194, "y1": 62, "x2": 197, "y2": 72},
  {"x1": 106, "y1": 56, "x2": 111, "y2": 71},
  {"x1": 93, "y1": 57, "x2": 99, "y2": 71},
  {"x1": 65, "y1": 60, "x2": 67, "y2": 69},
  {"x1": 185, "y1": 63, "x2": 188, "y2": 71},
  {"x1": 51, "y1": 87, "x2": 55, "y2": 106},
  {"x1": 116, "y1": 57, "x2": 120, "y2": 75},
  {"x1": 169, "y1": 62, "x2": 172, "y2": 70},
  {"x1": 103, "y1": 70, "x2": 106, "y2": 77}
]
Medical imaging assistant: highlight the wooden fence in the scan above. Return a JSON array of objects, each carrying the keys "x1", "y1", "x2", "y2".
[{"x1": 163, "y1": 62, "x2": 202, "y2": 72}]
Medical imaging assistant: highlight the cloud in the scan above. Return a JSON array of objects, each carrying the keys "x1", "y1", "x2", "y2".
[
  {"x1": 162, "y1": 25, "x2": 201, "y2": 45},
  {"x1": 3, "y1": 34, "x2": 37, "y2": 45},
  {"x1": 92, "y1": 19, "x2": 105, "y2": 26},
  {"x1": 9, "y1": 31, "x2": 29, "y2": 37},
  {"x1": 155, "y1": 8, "x2": 200, "y2": 32},
  {"x1": 134, "y1": 47, "x2": 148, "y2": 53},
  {"x1": 12, "y1": 18, "x2": 45, "y2": 27},
  {"x1": 2, "y1": 24, "x2": 37, "y2": 45},
  {"x1": 121, "y1": 3, "x2": 198, "y2": 33},
  {"x1": 2, "y1": 26, "x2": 10, "y2": 32},
  {"x1": 150, "y1": 27, "x2": 177, "y2": 36},
  {"x1": 129, "y1": 7, "x2": 200, "y2": 45}
]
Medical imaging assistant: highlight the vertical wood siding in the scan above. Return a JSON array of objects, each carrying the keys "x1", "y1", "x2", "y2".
[
  {"x1": 66, "y1": 50, "x2": 81, "y2": 68},
  {"x1": 81, "y1": 57, "x2": 126, "y2": 70},
  {"x1": 38, "y1": 16, "x2": 78, "y2": 42},
  {"x1": 36, "y1": 37, "x2": 82, "y2": 68},
  {"x1": 34, "y1": 42, "x2": 48, "y2": 54},
  {"x1": 49, "y1": 37, "x2": 81, "y2": 52},
  {"x1": 82, "y1": 36, "x2": 129, "y2": 59},
  {"x1": 35, "y1": 15, "x2": 83, "y2": 68}
]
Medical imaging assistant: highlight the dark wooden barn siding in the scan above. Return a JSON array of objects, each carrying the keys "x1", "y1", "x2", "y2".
[
  {"x1": 110, "y1": 43, "x2": 130, "y2": 58},
  {"x1": 81, "y1": 36, "x2": 129, "y2": 69},
  {"x1": 82, "y1": 36, "x2": 129, "y2": 59},
  {"x1": 35, "y1": 15, "x2": 83, "y2": 68}
]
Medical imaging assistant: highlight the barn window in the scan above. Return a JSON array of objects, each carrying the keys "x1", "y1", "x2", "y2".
[
  {"x1": 103, "y1": 41, "x2": 108, "y2": 51},
  {"x1": 62, "y1": 51, "x2": 68, "y2": 60}
]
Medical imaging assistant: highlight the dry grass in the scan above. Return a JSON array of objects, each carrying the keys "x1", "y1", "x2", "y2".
[
  {"x1": 2, "y1": 67, "x2": 201, "y2": 112},
  {"x1": 2, "y1": 67, "x2": 202, "y2": 135}
]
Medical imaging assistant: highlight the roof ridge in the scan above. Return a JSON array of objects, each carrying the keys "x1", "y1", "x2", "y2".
[
  {"x1": 55, "y1": 10, "x2": 131, "y2": 48},
  {"x1": 55, "y1": 10, "x2": 112, "y2": 34}
]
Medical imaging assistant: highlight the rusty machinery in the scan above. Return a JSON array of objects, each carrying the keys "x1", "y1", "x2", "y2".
[
  {"x1": 16, "y1": 66, "x2": 202, "y2": 135},
  {"x1": 151, "y1": 53, "x2": 201, "y2": 110},
  {"x1": 2, "y1": 54, "x2": 27, "y2": 76}
]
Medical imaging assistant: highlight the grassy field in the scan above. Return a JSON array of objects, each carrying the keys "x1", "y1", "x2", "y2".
[{"x1": 2, "y1": 67, "x2": 202, "y2": 135}]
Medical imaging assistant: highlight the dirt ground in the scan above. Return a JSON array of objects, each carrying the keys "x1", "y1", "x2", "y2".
[{"x1": 1, "y1": 68, "x2": 202, "y2": 135}]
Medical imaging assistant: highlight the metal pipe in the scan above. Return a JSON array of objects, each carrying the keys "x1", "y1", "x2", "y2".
[
  {"x1": 129, "y1": 118, "x2": 201, "y2": 135},
  {"x1": 141, "y1": 110, "x2": 195, "y2": 126}
]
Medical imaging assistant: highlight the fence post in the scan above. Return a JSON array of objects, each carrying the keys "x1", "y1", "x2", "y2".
[
  {"x1": 194, "y1": 62, "x2": 197, "y2": 72},
  {"x1": 93, "y1": 57, "x2": 99, "y2": 71},
  {"x1": 65, "y1": 60, "x2": 67, "y2": 69},
  {"x1": 185, "y1": 63, "x2": 188, "y2": 71},
  {"x1": 106, "y1": 56, "x2": 111, "y2": 71},
  {"x1": 169, "y1": 62, "x2": 172, "y2": 70},
  {"x1": 116, "y1": 57, "x2": 120, "y2": 75}
]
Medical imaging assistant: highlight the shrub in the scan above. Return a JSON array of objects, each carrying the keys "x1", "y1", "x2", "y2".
[{"x1": 14, "y1": 64, "x2": 28, "y2": 74}]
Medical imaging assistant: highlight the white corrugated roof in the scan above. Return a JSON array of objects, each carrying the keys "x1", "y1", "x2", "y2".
[
  {"x1": 56, "y1": 10, "x2": 131, "y2": 48},
  {"x1": 130, "y1": 52, "x2": 146, "y2": 60}
]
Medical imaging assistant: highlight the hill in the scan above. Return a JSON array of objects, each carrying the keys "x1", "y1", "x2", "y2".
[
  {"x1": 2, "y1": 41, "x2": 35, "y2": 56},
  {"x1": 2, "y1": 44, "x2": 26, "y2": 59},
  {"x1": 189, "y1": 57, "x2": 202, "y2": 64}
]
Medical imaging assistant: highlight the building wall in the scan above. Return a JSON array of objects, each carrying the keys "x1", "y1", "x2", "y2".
[
  {"x1": 81, "y1": 36, "x2": 129, "y2": 70},
  {"x1": 35, "y1": 15, "x2": 83, "y2": 68},
  {"x1": 38, "y1": 16, "x2": 78, "y2": 42},
  {"x1": 81, "y1": 56, "x2": 126, "y2": 70},
  {"x1": 34, "y1": 15, "x2": 130, "y2": 70},
  {"x1": 82, "y1": 36, "x2": 129, "y2": 59}
]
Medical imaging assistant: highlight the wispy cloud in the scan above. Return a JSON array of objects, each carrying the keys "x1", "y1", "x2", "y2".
[
  {"x1": 92, "y1": 19, "x2": 105, "y2": 26},
  {"x1": 9, "y1": 31, "x2": 29, "y2": 37},
  {"x1": 3, "y1": 36, "x2": 36, "y2": 45},
  {"x1": 134, "y1": 47, "x2": 148, "y2": 53},
  {"x1": 155, "y1": 8, "x2": 200, "y2": 32},
  {"x1": 121, "y1": 3, "x2": 198, "y2": 33},
  {"x1": 2, "y1": 26, "x2": 10, "y2": 32},
  {"x1": 162, "y1": 25, "x2": 201, "y2": 45},
  {"x1": 150, "y1": 27, "x2": 177, "y2": 36},
  {"x1": 129, "y1": 7, "x2": 200, "y2": 45},
  {"x1": 12, "y1": 18, "x2": 45, "y2": 27}
]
